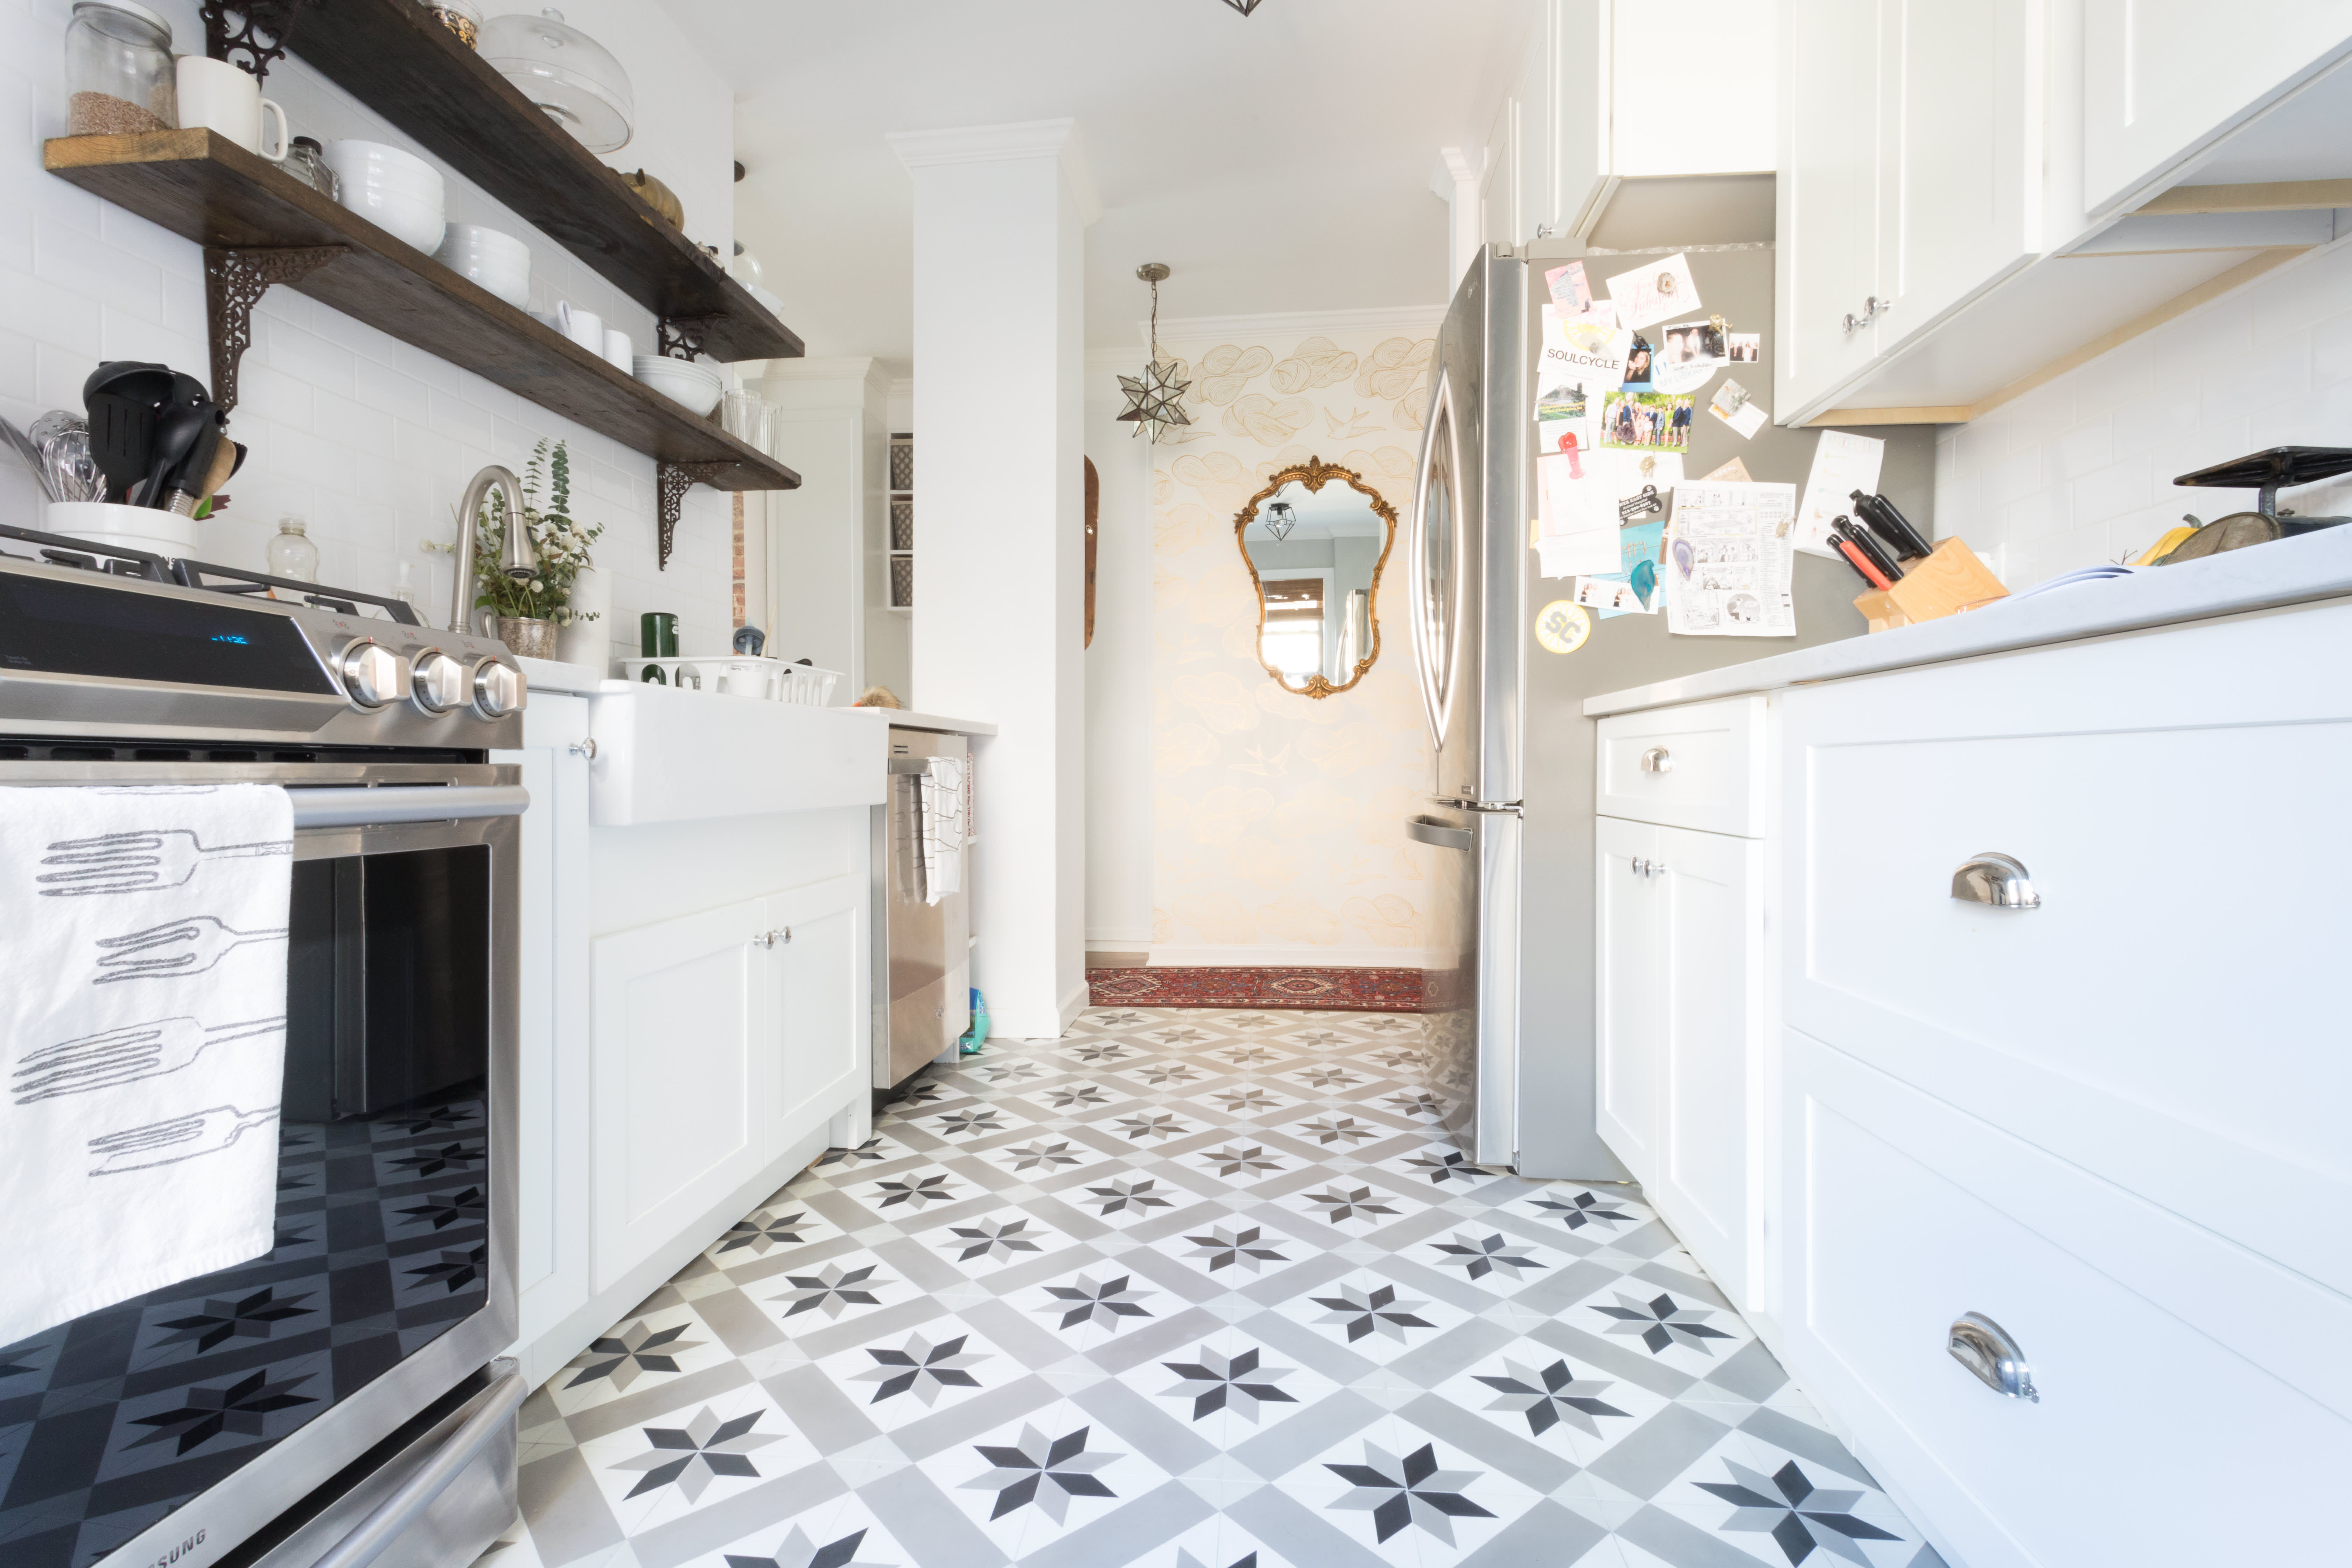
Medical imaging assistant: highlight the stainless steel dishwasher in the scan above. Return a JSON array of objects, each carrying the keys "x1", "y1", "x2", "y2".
[{"x1": 871, "y1": 727, "x2": 969, "y2": 1090}]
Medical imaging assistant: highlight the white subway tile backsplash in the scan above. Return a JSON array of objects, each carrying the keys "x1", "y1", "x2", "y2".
[
  {"x1": 2070, "y1": 455, "x2": 2152, "y2": 524},
  {"x1": 2050, "y1": 414, "x2": 2114, "y2": 482}
]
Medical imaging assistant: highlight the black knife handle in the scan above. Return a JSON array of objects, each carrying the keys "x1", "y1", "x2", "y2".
[{"x1": 1851, "y1": 489, "x2": 1933, "y2": 560}]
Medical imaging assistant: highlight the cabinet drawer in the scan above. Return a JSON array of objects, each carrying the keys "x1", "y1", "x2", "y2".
[
  {"x1": 1780, "y1": 604, "x2": 2352, "y2": 1301},
  {"x1": 1596, "y1": 694, "x2": 1764, "y2": 836},
  {"x1": 1779, "y1": 1030, "x2": 2352, "y2": 1568}
]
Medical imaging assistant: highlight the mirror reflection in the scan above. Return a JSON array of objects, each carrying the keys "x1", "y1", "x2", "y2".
[{"x1": 1237, "y1": 460, "x2": 1396, "y2": 698}]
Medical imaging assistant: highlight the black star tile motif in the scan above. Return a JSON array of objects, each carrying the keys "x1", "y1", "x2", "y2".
[
  {"x1": 126, "y1": 1369, "x2": 317, "y2": 1455},
  {"x1": 1592, "y1": 1291, "x2": 1736, "y2": 1356},
  {"x1": 149, "y1": 1287, "x2": 316, "y2": 1355},
  {"x1": 1695, "y1": 1458, "x2": 1904, "y2": 1565},
  {"x1": 1401, "y1": 1148, "x2": 1488, "y2": 1185},
  {"x1": 1290, "y1": 1065, "x2": 1363, "y2": 1089},
  {"x1": 1161, "y1": 1345, "x2": 1297, "y2": 1422},
  {"x1": 896, "y1": 1080, "x2": 950, "y2": 1106},
  {"x1": 719, "y1": 1207, "x2": 821, "y2": 1256},
  {"x1": 1384, "y1": 1090, "x2": 1447, "y2": 1117},
  {"x1": 612, "y1": 1406, "x2": 783, "y2": 1501},
  {"x1": 1113, "y1": 1112, "x2": 1187, "y2": 1142},
  {"x1": 1474, "y1": 1357, "x2": 1631, "y2": 1438},
  {"x1": 1210, "y1": 1086, "x2": 1281, "y2": 1114},
  {"x1": 394, "y1": 1185, "x2": 487, "y2": 1232},
  {"x1": 384, "y1": 1141, "x2": 484, "y2": 1177},
  {"x1": 872, "y1": 1173, "x2": 959, "y2": 1209},
  {"x1": 943, "y1": 1217, "x2": 1045, "y2": 1264},
  {"x1": 1084, "y1": 1177, "x2": 1174, "y2": 1216},
  {"x1": 931, "y1": 1107, "x2": 1004, "y2": 1138},
  {"x1": 567, "y1": 1320, "x2": 705, "y2": 1392},
  {"x1": 772, "y1": 1262, "x2": 892, "y2": 1320},
  {"x1": 1430, "y1": 1232, "x2": 1546, "y2": 1283},
  {"x1": 1198, "y1": 1144, "x2": 1284, "y2": 1178},
  {"x1": 1294, "y1": 1116, "x2": 1378, "y2": 1147},
  {"x1": 1325, "y1": 1441, "x2": 1494, "y2": 1546},
  {"x1": 1038, "y1": 1274, "x2": 1153, "y2": 1332},
  {"x1": 1532, "y1": 1188, "x2": 1638, "y2": 1231},
  {"x1": 961, "y1": 1423, "x2": 1119, "y2": 1522},
  {"x1": 1148, "y1": 1027, "x2": 1214, "y2": 1047},
  {"x1": 390, "y1": 1105, "x2": 477, "y2": 1135},
  {"x1": 1311, "y1": 1283, "x2": 1435, "y2": 1345},
  {"x1": 725, "y1": 1526, "x2": 891, "y2": 1568},
  {"x1": 1214, "y1": 1045, "x2": 1280, "y2": 1065},
  {"x1": 849, "y1": 1330, "x2": 985, "y2": 1407},
  {"x1": 1130, "y1": 1061, "x2": 1203, "y2": 1086},
  {"x1": 1300, "y1": 1186, "x2": 1400, "y2": 1225},
  {"x1": 1182, "y1": 1225, "x2": 1288, "y2": 1274},
  {"x1": 996, "y1": 1139, "x2": 1090, "y2": 1172},
  {"x1": 975, "y1": 1059, "x2": 1046, "y2": 1083},
  {"x1": 1043, "y1": 1083, "x2": 1115, "y2": 1109},
  {"x1": 1071, "y1": 1042, "x2": 1133, "y2": 1063},
  {"x1": 404, "y1": 1242, "x2": 488, "y2": 1294},
  {"x1": 814, "y1": 1138, "x2": 890, "y2": 1170}
]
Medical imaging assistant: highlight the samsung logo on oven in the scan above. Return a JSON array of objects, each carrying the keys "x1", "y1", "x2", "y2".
[{"x1": 148, "y1": 1527, "x2": 205, "y2": 1565}]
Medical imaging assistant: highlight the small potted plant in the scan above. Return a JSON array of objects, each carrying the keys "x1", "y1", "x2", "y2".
[{"x1": 465, "y1": 439, "x2": 603, "y2": 659}]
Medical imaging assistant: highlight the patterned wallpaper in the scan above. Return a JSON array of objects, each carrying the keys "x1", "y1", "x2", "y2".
[{"x1": 1148, "y1": 322, "x2": 1443, "y2": 962}]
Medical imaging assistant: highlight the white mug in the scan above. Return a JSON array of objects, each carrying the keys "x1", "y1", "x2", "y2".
[
  {"x1": 601, "y1": 327, "x2": 630, "y2": 370},
  {"x1": 175, "y1": 56, "x2": 288, "y2": 162},
  {"x1": 556, "y1": 301, "x2": 602, "y2": 353}
]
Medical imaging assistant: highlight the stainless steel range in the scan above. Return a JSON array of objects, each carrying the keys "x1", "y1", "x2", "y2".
[{"x1": 0, "y1": 523, "x2": 528, "y2": 1568}]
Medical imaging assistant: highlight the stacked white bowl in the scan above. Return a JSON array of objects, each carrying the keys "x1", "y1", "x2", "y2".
[
  {"x1": 435, "y1": 224, "x2": 531, "y2": 310},
  {"x1": 324, "y1": 140, "x2": 446, "y2": 255},
  {"x1": 631, "y1": 355, "x2": 724, "y2": 416}
]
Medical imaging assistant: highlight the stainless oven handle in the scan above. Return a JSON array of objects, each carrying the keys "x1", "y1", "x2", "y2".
[
  {"x1": 309, "y1": 1363, "x2": 527, "y2": 1568},
  {"x1": 291, "y1": 785, "x2": 529, "y2": 828}
]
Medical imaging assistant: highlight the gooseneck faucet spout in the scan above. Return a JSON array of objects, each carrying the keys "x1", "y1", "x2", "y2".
[{"x1": 449, "y1": 464, "x2": 539, "y2": 634}]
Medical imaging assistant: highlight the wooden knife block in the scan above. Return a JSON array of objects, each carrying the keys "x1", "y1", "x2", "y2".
[{"x1": 1854, "y1": 537, "x2": 2007, "y2": 632}]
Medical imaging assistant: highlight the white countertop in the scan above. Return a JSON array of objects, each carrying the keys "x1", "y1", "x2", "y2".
[
  {"x1": 844, "y1": 707, "x2": 1000, "y2": 737},
  {"x1": 1583, "y1": 526, "x2": 2352, "y2": 717},
  {"x1": 517, "y1": 656, "x2": 603, "y2": 696}
]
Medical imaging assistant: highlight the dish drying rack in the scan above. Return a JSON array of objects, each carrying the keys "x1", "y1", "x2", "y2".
[{"x1": 622, "y1": 656, "x2": 841, "y2": 706}]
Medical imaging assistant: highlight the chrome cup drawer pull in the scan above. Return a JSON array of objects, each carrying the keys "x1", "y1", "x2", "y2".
[
  {"x1": 1639, "y1": 746, "x2": 1674, "y2": 774},
  {"x1": 1948, "y1": 1311, "x2": 2039, "y2": 1402},
  {"x1": 1952, "y1": 851, "x2": 2040, "y2": 909}
]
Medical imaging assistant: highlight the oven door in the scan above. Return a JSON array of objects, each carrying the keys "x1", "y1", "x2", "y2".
[{"x1": 0, "y1": 763, "x2": 520, "y2": 1568}]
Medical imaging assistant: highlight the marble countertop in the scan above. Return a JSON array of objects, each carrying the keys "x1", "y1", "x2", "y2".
[{"x1": 1583, "y1": 526, "x2": 2352, "y2": 717}]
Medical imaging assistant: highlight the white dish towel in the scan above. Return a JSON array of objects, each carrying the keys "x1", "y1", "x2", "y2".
[
  {"x1": 914, "y1": 754, "x2": 965, "y2": 905},
  {"x1": 0, "y1": 783, "x2": 294, "y2": 1347}
]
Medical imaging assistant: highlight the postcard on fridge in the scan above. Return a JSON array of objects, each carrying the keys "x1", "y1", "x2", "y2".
[
  {"x1": 1662, "y1": 481, "x2": 1798, "y2": 637},
  {"x1": 1707, "y1": 377, "x2": 1768, "y2": 438},
  {"x1": 1603, "y1": 252, "x2": 1701, "y2": 332}
]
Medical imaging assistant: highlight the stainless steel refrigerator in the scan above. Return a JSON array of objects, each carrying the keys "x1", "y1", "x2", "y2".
[{"x1": 1408, "y1": 234, "x2": 1935, "y2": 1177}]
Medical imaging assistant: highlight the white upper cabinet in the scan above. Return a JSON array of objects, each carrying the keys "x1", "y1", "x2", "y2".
[
  {"x1": 2081, "y1": 0, "x2": 2352, "y2": 213},
  {"x1": 1778, "y1": 0, "x2": 1885, "y2": 414}
]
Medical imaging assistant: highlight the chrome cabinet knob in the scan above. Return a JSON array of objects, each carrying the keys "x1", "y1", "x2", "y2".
[
  {"x1": 338, "y1": 639, "x2": 410, "y2": 710},
  {"x1": 1952, "y1": 851, "x2": 2040, "y2": 909},
  {"x1": 1948, "y1": 1312, "x2": 2039, "y2": 1402},
  {"x1": 568, "y1": 738, "x2": 597, "y2": 761},
  {"x1": 751, "y1": 927, "x2": 792, "y2": 949},
  {"x1": 1651, "y1": 861, "x2": 1667, "y2": 876},
  {"x1": 471, "y1": 658, "x2": 526, "y2": 718},
  {"x1": 1842, "y1": 295, "x2": 1889, "y2": 332},
  {"x1": 410, "y1": 650, "x2": 468, "y2": 714},
  {"x1": 1632, "y1": 857, "x2": 1647, "y2": 876},
  {"x1": 1639, "y1": 746, "x2": 1674, "y2": 774}
]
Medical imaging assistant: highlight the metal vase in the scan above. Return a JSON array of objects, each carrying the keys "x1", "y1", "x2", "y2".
[{"x1": 493, "y1": 616, "x2": 559, "y2": 660}]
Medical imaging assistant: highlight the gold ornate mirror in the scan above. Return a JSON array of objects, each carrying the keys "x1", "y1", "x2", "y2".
[{"x1": 1234, "y1": 457, "x2": 1398, "y2": 698}]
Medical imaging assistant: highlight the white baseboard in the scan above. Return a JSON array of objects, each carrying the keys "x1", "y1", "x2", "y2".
[
  {"x1": 1141, "y1": 944, "x2": 1439, "y2": 971},
  {"x1": 1056, "y1": 980, "x2": 1092, "y2": 1034}
]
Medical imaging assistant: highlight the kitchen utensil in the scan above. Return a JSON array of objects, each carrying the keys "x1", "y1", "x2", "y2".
[
  {"x1": 1849, "y1": 488, "x2": 1933, "y2": 560},
  {"x1": 602, "y1": 327, "x2": 631, "y2": 370},
  {"x1": 81, "y1": 359, "x2": 176, "y2": 501},
  {"x1": 194, "y1": 438, "x2": 244, "y2": 514},
  {"x1": 35, "y1": 824, "x2": 290, "y2": 896},
  {"x1": 640, "y1": 611, "x2": 678, "y2": 658},
  {"x1": 85, "y1": 1104, "x2": 279, "y2": 1174},
  {"x1": 42, "y1": 500, "x2": 195, "y2": 559},
  {"x1": 12, "y1": 1013, "x2": 286, "y2": 1100},
  {"x1": 64, "y1": 0, "x2": 176, "y2": 136},
  {"x1": 481, "y1": 8, "x2": 635, "y2": 154},
  {"x1": 174, "y1": 55, "x2": 288, "y2": 160},
  {"x1": 623, "y1": 168, "x2": 683, "y2": 229},
  {"x1": 1842, "y1": 519, "x2": 1903, "y2": 582},
  {"x1": 41, "y1": 426, "x2": 103, "y2": 503},
  {"x1": 143, "y1": 401, "x2": 217, "y2": 514},
  {"x1": 2165, "y1": 446, "x2": 2352, "y2": 561},
  {"x1": 1829, "y1": 524, "x2": 1893, "y2": 590},
  {"x1": 1, "y1": 415, "x2": 61, "y2": 502},
  {"x1": 556, "y1": 301, "x2": 602, "y2": 353},
  {"x1": 733, "y1": 624, "x2": 766, "y2": 656}
]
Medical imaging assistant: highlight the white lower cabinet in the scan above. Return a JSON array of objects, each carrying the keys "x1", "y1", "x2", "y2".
[{"x1": 1595, "y1": 814, "x2": 1763, "y2": 1306}]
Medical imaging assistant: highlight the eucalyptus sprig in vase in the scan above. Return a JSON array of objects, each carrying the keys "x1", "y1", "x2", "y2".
[{"x1": 464, "y1": 439, "x2": 604, "y2": 660}]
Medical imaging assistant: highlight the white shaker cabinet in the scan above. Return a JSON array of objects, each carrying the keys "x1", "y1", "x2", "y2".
[
  {"x1": 2081, "y1": 0, "x2": 2352, "y2": 213},
  {"x1": 760, "y1": 874, "x2": 867, "y2": 1162}
]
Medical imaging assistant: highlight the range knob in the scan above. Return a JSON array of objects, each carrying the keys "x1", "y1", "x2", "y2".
[
  {"x1": 411, "y1": 650, "x2": 468, "y2": 714},
  {"x1": 472, "y1": 658, "x2": 526, "y2": 717},
  {"x1": 338, "y1": 640, "x2": 410, "y2": 710}
]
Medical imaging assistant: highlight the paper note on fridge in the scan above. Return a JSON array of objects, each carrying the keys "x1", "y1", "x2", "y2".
[
  {"x1": 1544, "y1": 261, "x2": 1619, "y2": 328},
  {"x1": 1535, "y1": 451, "x2": 1618, "y2": 576},
  {"x1": 1707, "y1": 377, "x2": 1768, "y2": 438},
  {"x1": 1793, "y1": 429, "x2": 1886, "y2": 556},
  {"x1": 1663, "y1": 481, "x2": 1799, "y2": 638},
  {"x1": 1534, "y1": 307, "x2": 1631, "y2": 422},
  {"x1": 1603, "y1": 252, "x2": 1701, "y2": 332}
]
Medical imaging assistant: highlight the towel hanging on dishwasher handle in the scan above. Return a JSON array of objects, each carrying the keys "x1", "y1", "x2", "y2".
[{"x1": 912, "y1": 754, "x2": 965, "y2": 905}]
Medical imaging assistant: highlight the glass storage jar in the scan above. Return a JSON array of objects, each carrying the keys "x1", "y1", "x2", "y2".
[
  {"x1": 285, "y1": 136, "x2": 341, "y2": 200},
  {"x1": 267, "y1": 516, "x2": 320, "y2": 583},
  {"x1": 64, "y1": 0, "x2": 176, "y2": 137}
]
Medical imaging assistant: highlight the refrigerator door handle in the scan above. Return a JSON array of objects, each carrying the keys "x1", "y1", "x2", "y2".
[
  {"x1": 1406, "y1": 817, "x2": 1474, "y2": 851},
  {"x1": 1410, "y1": 369, "x2": 1463, "y2": 750}
]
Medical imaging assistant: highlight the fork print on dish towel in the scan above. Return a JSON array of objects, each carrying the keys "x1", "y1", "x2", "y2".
[
  {"x1": 91, "y1": 916, "x2": 289, "y2": 983},
  {"x1": 13, "y1": 1015, "x2": 287, "y2": 1102}
]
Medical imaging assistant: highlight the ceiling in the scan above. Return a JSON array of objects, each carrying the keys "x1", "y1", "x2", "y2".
[{"x1": 666, "y1": 0, "x2": 1538, "y2": 374}]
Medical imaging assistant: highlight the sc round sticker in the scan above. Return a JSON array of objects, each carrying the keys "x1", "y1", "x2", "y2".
[{"x1": 1535, "y1": 600, "x2": 1592, "y2": 654}]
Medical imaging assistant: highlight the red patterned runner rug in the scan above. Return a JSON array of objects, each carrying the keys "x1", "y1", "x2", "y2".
[{"x1": 1086, "y1": 966, "x2": 1425, "y2": 1013}]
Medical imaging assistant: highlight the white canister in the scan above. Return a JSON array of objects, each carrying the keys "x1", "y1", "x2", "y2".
[
  {"x1": 556, "y1": 301, "x2": 602, "y2": 354},
  {"x1": 45, "y1": 500, "x2": 197, "y2": 560},
  {"x1": 553, "y1": 565, "x2": 611, "y2": 670},
  {"x1": 175, "y1": 55, "x2": 288, "y2": 160},
  {"x1": 601, "y1": 327, "x2": 631, "y2": 371}
]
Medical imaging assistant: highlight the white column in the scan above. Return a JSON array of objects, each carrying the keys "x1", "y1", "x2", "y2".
[
  {"x1": 888, "y1": 118, "x2": 1095, "y2": 1039},
  {"x1": 1084, "y1": 350, "x2": 1154, "y2": 953},
  {"x1": 1430, "y1": 146, "x2": 1483, "y2": 293},
  {"x1": 751, "y1": 356, "x2": 889, "y2": 691}
]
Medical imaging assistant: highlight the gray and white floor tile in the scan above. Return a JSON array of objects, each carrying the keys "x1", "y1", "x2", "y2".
[{"x1": 480, "y1": 1008, "x2": 1942, "y2": 1568}]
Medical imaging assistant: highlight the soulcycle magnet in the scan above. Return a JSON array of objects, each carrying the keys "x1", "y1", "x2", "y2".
[{"x1": 1534, "y1": 600, "x2": 1592, "y2": 654}]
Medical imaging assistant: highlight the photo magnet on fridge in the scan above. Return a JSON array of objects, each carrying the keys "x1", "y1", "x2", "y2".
[{"x1": 1620, "y1": 333, "x2": 1656, "y2": 392}]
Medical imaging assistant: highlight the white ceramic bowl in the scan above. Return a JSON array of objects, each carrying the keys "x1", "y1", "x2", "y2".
[
  {"x1": 44, "y1": 501, "x2": 197, "y2": 560},
  {"x1": 630, "y1": 354, "x2": 721, "y2": 386},
  {"x1": 631, "y1": 357, "x2": 723, "y2": 415},
  {"x1": 323, "y1": 139, "x2": 443, "y2": 192},
  {"x1": 435, "y1": 224, "x2": 531, "y2": 308},
  {"x1": 438, "y1": 223, "x2": 528, "y2": 265},
  {"x1": 341, "y1": 184, "x2": 445, "y2": 253}
]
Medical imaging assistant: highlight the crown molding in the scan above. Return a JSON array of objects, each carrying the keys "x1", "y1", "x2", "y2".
[
  {"x1": 1144, "y1": 304, "x2": 1447, "y2": 345},
  {"x1": 885, "y1": 117, "x2": 1100, "y2": 225}
]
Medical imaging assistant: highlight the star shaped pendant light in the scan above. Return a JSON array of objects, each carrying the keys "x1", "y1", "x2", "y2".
[{"x1": 1117, "y1": 262, "x2": 1192, "y2": 442}]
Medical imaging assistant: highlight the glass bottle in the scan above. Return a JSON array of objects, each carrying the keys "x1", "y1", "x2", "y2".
[
  {"x1": 267, "y1": 516, "x2": 320, "y2": 582},
  {"x1": 64, "y1": 0, "x2": 176, "y2": 137},
  {"x1": 285, "y1": 136, "x2": 341, "y2": 201}
]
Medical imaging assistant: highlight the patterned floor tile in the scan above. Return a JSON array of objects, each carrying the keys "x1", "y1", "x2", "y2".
[{"x1": 475, "y1": 1008, "x2": 1925, "y2": 1568}]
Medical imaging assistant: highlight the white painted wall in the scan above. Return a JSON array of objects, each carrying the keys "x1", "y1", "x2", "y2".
[
  {"x1": 0, "y1": 0, "x2": 740, "y2": 663},
  {"x1": 893, "y1": 120, "x2": 1090, "y2": 1038},
  {"x1": 1084, "y1": 351, "x2": 1153, "y2": 950},
  {"x1": 1934, "y1": 238, "x2": 2352, "y2": 589},
  {"x1": 754, "y1": 357, "x2": 886, "y2": 690}
]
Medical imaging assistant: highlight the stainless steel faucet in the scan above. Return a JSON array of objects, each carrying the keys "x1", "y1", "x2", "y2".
[{"x1": 449, "y1": 465, "x2": 539, "y2": 633}]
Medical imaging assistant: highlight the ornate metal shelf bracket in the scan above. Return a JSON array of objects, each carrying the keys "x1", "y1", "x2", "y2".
[
  {"x1": 201, "y1": 0, "x2": 311, "y2": 82},
  {"x1": 655, "y1": 461, "x2": 734, "y2": 570},
  {"x1": 204, "y1": 246, "x2": 344, "y2": 411},
  {"x1": 656, "y1": 315, "x2": 721, "y2": 361}
]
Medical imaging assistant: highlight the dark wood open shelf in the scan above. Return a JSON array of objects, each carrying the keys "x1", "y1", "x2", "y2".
[
  {"x1": 285, "y1": 0, "x2": 798, "y2": 364},
  {"x1": 44, "y1": 130, "x2": 800, "y2": 494}
]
